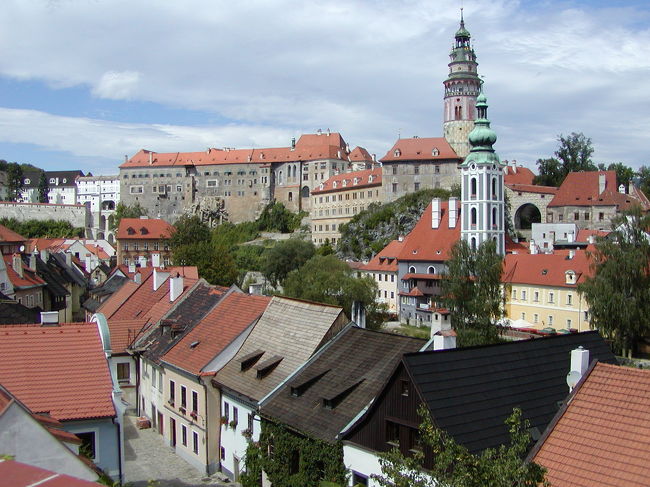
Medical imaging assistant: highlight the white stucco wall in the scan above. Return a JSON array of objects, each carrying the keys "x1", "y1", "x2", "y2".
[
  {"x1": 343, "y1": 443, "x2": 383, "y2": 487},
  {"x1": 220, "y1": 393, "x2": 258, "y2": 481}
]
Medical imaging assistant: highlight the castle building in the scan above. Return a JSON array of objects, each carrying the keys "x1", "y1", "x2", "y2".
[
  {"x1": 460, "y1": 92, "x2": 506, "y2": 255},
  {"x1": 76, "y1": 174, "x2": 120, "y2": 243}
]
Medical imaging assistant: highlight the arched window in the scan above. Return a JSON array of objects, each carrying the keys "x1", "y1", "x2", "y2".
[
  {"x1": 471, "y1": 207, "x2": 477, "y2": 227},
  {"x1": 492, "y1": 207, "x2": 497, "y2": 228},
  {"x1": 409, "y1": 266, "x2": 416, "y2": 274},
  {"x1": 492, "y1": 177, "x2": 497, "y2": 199},
  {"x1": 470, "y1": 178, "x2": 477, "y2": 198},
  {"x1": 471, "y1": 237, "x2": 477, "y2": 251},
  {"x1": 278, "y1": 170, "x2": 283, "y2": 185},
  {"x1": 394, "y1": 149, "x2": 401, "y2": 157},
  {"x1": 288, "y1": 192, "x2": 293, "y2": 202},
  {"x1": 428, "y1": 266, "x2": 436, "y2": 274}
]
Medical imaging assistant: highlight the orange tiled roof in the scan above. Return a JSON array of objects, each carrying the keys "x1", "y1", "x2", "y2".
[
  {"x1": 532, "y1": 362, "x2": 650, "y2": 487},
  {"x1": 0, "y1": 459, "x2": 101, "y2": 487},
  {"x1": 502, "y1": 250, "x2": 592, "y2": 288},
  {"x1": 362, "y1": 239, "x2": 405, "y2": 272},
  {"x1": 119, "y1": 132, "x2": 351, "y2": 168},
  {"x1": 380, "y1": 137, "x2": 460, "y2": 162},
  {"x1": 312, "y1": 168, "x2": 382, "y2": 194},
  {"x1": 162, "y1": 292, "x2": 271, "y2": 376},
  {"x1": 0, "y1": 322, "x2": 116, "y2": 421},
  {"x1": 503, "y1": 165, "x2": 536, "y2": 185},
  {"x1": 3, "y1": 255, "x2": 46, "y2": 289},
  {"x1": 549, "y1": 171, "x2": 650, "y2": 210},
  {"x1": 349, "y1": 146, "x2": 373, "y2": 162},
  {"x1": 0, "y1": 224, "x2": 26, "y2": 243},
  {"x1": 575, "y1": 229, "x2": 609, "y2": 241},
  {"x1": 96, "y1": 279, "x2": 140, "y2": 319},
  {"x1": 116, "y1": 218, "x2": 174, "y2": 240},
  {"x1": 26, "y1": 238, "x2": 67, "y2": 253},
  {"x1": 106, "y1": 319, "x2": 148, "y2": 354},
  {"x1": 506, "y1": 183, "x2": 558, "y2": 195},
  {"x1": 396, "y1": 200, "x2": 461, "y2": 261}
]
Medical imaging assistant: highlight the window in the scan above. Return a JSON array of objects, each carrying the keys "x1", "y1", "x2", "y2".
[
  {"x1": 548, "y1": 292, "x2": 554, "y2": 304},
  {"x1": 386, "y1": 421, "x2": 399, "y2": 445},
  {"x1": 192, "y1": 431, "x2": 199, "y2": 454},
  {"x1": 512, "y1": 289, "x2": 517, "y2": 300},
  {"x1": 352, "y1": 472, "x2": 369, "y2": 487},
  {"x1": 533, "y1": 291, "x2": 539, "y2": 302},
  {"x1": 392, "y1": 183, "x2": 398, "y2": 193},
  {"x1": 584, "y1": 212, "x2": 590, "y2": 220},
  {"x1": 599, "y1": 212, "x2": 605, "y2": 221},
  {"x1": 574, "y1": 212, "x2": 579, "y2": 221},
  {"x1": 567, "y1": 319, "x2": 572, "y2": 328},
  {"x1": 567, "y1": 294, "x2": 573, "y2": 305},
  {"x1": 414, "y1": 165, "x2": 419, "y2": 175},
  {"x1": 533, "y1": 314, "x2": 538, "y2": 323},
  {"x1": 192, "y1": 390, "x2": 198, "y2": 415},
  {"x1": 181, "y1": 425, "x2": 187, "y2": 446},
  {"x1": 77, "y1": 432, "x2": 96, "y2": 460},
  {"x1": 521, "y1": 290, "x2": 527, "y2": 300},
  {"x1": 169, "y1": 380, "x2": 175, "y2": 405},
  {"x1": 181, "y1": 386, "x2": 187, "y2": 409},
  {"x1": 117, "y1": 363, "x2": 130, "y2": 382},
  {"x1": 129, "y1": 185, "x2": 143, "y2": 194},
  {"x1": 414, "y1": 182, "x2": 420, "y2": 191},
  {"x1": 548, "y1": 315, "x2": 554, "y2": 325},
  {"x1": 248, "y1": 413, "x2": 254, "y2": 434},
  {"x1": 233, "y1": 407, "x2": 238, "y2": 427},
  {"x1": 223, "y1": 402, "x2": 229, "y2": 421},
  {"x1": 401, "y1": 380, "x2": 410, "y2": 396}
]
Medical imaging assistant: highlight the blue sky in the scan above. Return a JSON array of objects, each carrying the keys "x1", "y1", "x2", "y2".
[{"x1": 0, "y1": 0, "x2": 649, "y2": 175}]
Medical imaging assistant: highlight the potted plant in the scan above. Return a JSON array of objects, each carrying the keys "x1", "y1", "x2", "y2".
[
  {"x1": 241, "y1": 428, "x2": 253, "y2": 439},
  {"x1": 190, "y1": 411, "x2": 198, "y2": 420},
  {"x1": 179, "y1": 406, "x2": 186, "y2": 415},
  {"x1": 220, "y1": 415, "x2": 228, "y2": 425},
  {"x1": 229, "y1": 419, "x2": 238, "y2": 429}
]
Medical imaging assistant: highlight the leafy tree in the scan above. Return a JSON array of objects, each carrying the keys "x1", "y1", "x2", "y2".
[
  {"x1": 6, "y1": 162, "x2": 24, "y2": 201},
  {"x1": 282, "y1": 254, "x2": 383, "y2": 329},
  {"x1": 257, "y1": 201, "x2": 304, "y2": 233},
  {"x1": 110, "y1": 202, "x2": 147, "y2": 230},
  {"x1": 578, "y1": 207, "x2": 650, "y2": 357},
  {"x1": 170, "y1": 214, "x2": 211, "y2": 250},
  {"x1": 374, "y1": 406, "x2": 547, "y2": 487},
  {"x1": 0, "y1": 217, "x2": 83, "y2": 238},
  {"x1": 534, "y1": 132, "x2": 596, "y2": 186},
  {"x1": 442, "y1": 240, "x2": 503, "y2": 341},
  {"x1": 212, "y1": 221, "x2": 260, "y2": 250},
  {"x1": 37, "y1": 171, "x2": 49, "y2": 203},
  {"x1": 637, "y1": 165, "x2": 650, "y2": 197},
  {"x1": 234, "y1": 244, "x2": 266, "y2": 273},
  {"x1": 262, "y1": 238, "x2": 315, "y2": 286},
  {"x1": 172, "y1": 241, "x2": 238, "y2": 286},
  {"x1": 606, "y1": 162, "x2": 635, "y2": 189}
]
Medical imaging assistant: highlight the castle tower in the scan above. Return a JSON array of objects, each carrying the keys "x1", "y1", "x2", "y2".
[
  {"x1": 460, "y1": 91, "x2": 506, "y2": 255},
  {"x1": 443, "y1": 11, "x2": 481, "y2": 159}
]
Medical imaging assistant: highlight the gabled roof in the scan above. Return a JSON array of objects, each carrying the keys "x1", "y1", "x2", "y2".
[
  {"x1": 502, "y1": 249, "x2": 592, "y2": 287},
  {"x1": 25, "y1": 238, "x2": 66, "y2": 253},
  {"x1": 380, "y1": 137, "x2": 460, "y2": 163},
  {"x1": 261, "y1": 326, "x2": 425, "y2": 442},
  {"x1": 3, "y1": 255, "x2": 46, "y2": 290},
  {"x1": 162, "y1": 292, "x2": 271, "y2": 376},
  {"x1": 549, "y1": 171, "x2": 650, "y2": 210},
  {"x1": 0, "y1": 459, "x2": 100, "y2": 487},
  {"x1": 348, "y1": 146, "x2": 373, "y2": 162},
  {"x1": 312, "y1": 168, "x2": 382, "y2": 195},
  {"x1": 0, "y1": 322, "x2": 116, "y2": 421},
  {"x1": 135, "y1": 279, "x2": 229, "y2": 365},
  {"x1": 116, "y1": 218, "x2": 174, "y2": 240},
  {"x1": 503, "y1": 165, "x2": 536, "y2": 185},
  {"x1": 399, "y1": 332, "x2": 616, "y2": 454},
  {"x1": 506, "y1": 183, "x2": 558, "y2": 195},
  {"x1": 530, "y1": 362, "x2": 650, "y2": 487},
  {"x1": 396, "y1": 200, "x2": 461, "y2": 261},
  {"x1": 0, "y1": 224, "x2": 26, "y2": 243},
  {"x1": 213, "y1": 296, "x2": 347, "y2": 403},
  {"x1": 361, "y1": 239, "x2": 405, "y2": 272}
]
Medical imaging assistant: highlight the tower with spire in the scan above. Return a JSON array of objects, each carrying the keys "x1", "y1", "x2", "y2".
[
  {"x1": 443, "y1": 10, "x2": 481, "y2": 159},
  {"x1": 460, "y1": 91, "x2": 506, "y2": 255}
]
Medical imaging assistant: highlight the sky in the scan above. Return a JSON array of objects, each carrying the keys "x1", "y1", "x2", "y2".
[{"x1": 0, "y1": 0, "x2": 649, "y2": 175}]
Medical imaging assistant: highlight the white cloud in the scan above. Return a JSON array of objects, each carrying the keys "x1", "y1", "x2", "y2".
[{"x1": 92, "y1": 71, "x2": 142, "y2": 100}]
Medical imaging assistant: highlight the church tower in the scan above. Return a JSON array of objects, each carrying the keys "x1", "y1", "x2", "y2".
[
  {"x1": 460, "y1": 91, "x2": 506, "y2": 255},
  {"x1": 443, "y1": 11, "x2": 481, "y2": 159}
]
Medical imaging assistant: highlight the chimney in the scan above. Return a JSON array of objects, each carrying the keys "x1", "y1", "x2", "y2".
[
  {"x1": 568, "y1": 249, "x2": 575, "y2": 259},
  {"x1": 134, "y1": 271, "x2": 142, "y2": 284},
  {"x1": 128, "y1": 262, "x2": 136, "y2": 273},
  {"x1": 138, "y1": 255, "x2": 148, "y2": 268},
  {"x1": 598, "y1": 173, "x2": 606, "y2": 194},
  {"x1": 149, "y1": 152, "x2": 153, "y2": 165},
  {"x1": 431, "y1": 198, "x2": 441, "y2": 229},
  {"x1": 588, "y1": 235, "x2": 595, "y2": 245},
  {"x1": 85, "y1": 256, "x2": 92, "y2": 273},
  {"x1": 567, "y1": 346, "x2": 590, "y2": 391},
  {"x1": 351, "y1": 301, "x2": 366, "y2": 328},
  {"x1": 12, "y1": 254, "x2": 23, "y2": 278},
  {"x1": 433, "y1": 330, "x2": 457, "y2": 351},
  {"x1": 65, "y1": 252, "x2": 72, "y2": 268},
  {"x1": 372, "y1": 154, "x2": 376, "y2": 162},
  {"x1": 153, "y1": 268, "x2": 170, "y2": 291},
  {"x1": 29, "y1": 251, "x2": 37, "y2": 272},
  {"x1": 151, "y1": 253, "x2": 161, "y2": 268},
  {"x1": 169, "y1": 272, "x2": 183, "y2": 302},
  {"x1": 397, "y1": 235, "x2": 404, "y2": 242},
  {"x1": 291, "y1": 137, "x2": 296, "y2": 150},
  {"x1": 530, "y1": 241, "x2": 538, "y2": 255},
  {"x1": 124, "y1": 155, "x2": 128, "y2": 163},
  {"x1": 40, "y1": 311, "x2": 59, "y2": 326},
  {"x1": 40, "y1": 249, "x2": 49, "y2": 263},
  {"x1": 448, "y1": 197, "x2": 457, "y2": 228}
]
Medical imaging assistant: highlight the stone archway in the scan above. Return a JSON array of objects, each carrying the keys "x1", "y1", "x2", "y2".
[{"x1": 514, "y1": 203, "x2": 542, "y2": 230}]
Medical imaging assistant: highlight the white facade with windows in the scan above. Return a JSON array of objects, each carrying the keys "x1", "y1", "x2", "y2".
[{"x1": 77, "y1": 175, "x2": 120, "y2": 242}]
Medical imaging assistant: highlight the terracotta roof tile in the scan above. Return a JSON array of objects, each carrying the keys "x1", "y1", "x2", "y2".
[
  {"x1": 312, "y1": 168, "x2": 381, "y2": 194},
  {"x1": 503, "y1": 165, "x2": 536, "y2": 185},
  {"x1": 349, "y1": 146, "x2": 373, "y2": 162},
  {"x1": 0, "y1": 459, "x2": 101, "y2": 487},
  {"x1": 380, "y1": 137, "x2": 460, "y2": 162},
  {"x1": 502, "y1": 250, "x2": 592, "y2": 288},
  {"x1": 0, "y1": 224, "x2": 26, "y2": 243},
  {"x1": 116, "y1": 218, "x2": 174, "y2": 240},
  {"x1": 3, "y1": 255, "x2": 46, "y2": 289},
  {"x1": 25, "y1": 238, "x2": 66, "y2": 253},
  {"x1": 361, "y1": 239, "x2": 405, "y2": 272},
  {"x1": 532, "y1": 363, "x2": 650, "y2": 487},
  {"x1": 162, "y1": 292, "x2": 271, "y2": 376},
  {"x1": 0, "y1": 322, "x2": 116, "y2": 421},
  {"x1": 106, "y1": 319, "x2": 148, "y2": 354},
  {"x1": 506, "y1": 183, "x2": 558, "y2": 194},
  {"x1": 396, "y1": 200, "x2": 461, "y2": 261}
]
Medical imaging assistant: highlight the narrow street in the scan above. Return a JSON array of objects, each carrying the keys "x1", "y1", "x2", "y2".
[{"x1": 123, "y1": 413, "x2": 236, "y2": 487}]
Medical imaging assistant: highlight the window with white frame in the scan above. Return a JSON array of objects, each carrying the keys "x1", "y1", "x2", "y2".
[
  {"x1": 192, "y1": 431, "x2": 199, "y2": 454},
  {"x1": 181, "y1": 424, "x2": 187, "y2": 446}
]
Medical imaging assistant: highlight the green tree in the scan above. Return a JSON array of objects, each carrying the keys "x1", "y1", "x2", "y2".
[
  {"x1": 257, "y1": 201, "x2": 304, "y2": 233},
  {"x1": 374, "y1": 406, "x2": 547, "y2": 487},
  {"x1": 442, "y1": 240, "x2": 503, "y2": 340},
  {"x1": 170, "y1": 214, "x2": 211, "y2": 250},
  {"x1": 606, "y1": 162, "x2": 635, "y2": 189},
  {"x1": 6, "y1": 163, "x2": 24, "y2": 201},
  {"x1": 534, "y1": 132, "x2": 596, "y2": 187},
  {"x1": 578, "y1": 207, "x2": 650, "y2": 357},
  {"x1": 637, "y1": 165, "x2": 650, "y2": 197},
  {"x1": 37, "y1": 171, "x2": 49, "y2": 203},
  {"x1": 262, "y1": 238, "x2": 315, "y2": 286},
  {"x1": 110, "y1": 202, "x2": 147, "y2": 230},
  {"x1": 172, "y1": 241, "x2": 238, "y2": 286},
  {"x1": 282, "y1": 254, "x2": 383, "y2": 329}
]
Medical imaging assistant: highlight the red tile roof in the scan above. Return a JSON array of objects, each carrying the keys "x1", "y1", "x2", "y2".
[
  {"x1": 575, "y1": 229, "x2": 609, "y2": 242},
  {"x1": 162, "y1": 292, "x2": 271, "y2": 376},
  {"x1": 532, "y1": 363, "x2": 650, "y2": 487},
  {"x1": 506, "y1": 183, "x2": 558, "y2": 195},
  {"x1": 0, "y1": 224, "x2": 26, "y2": 243},
  {"x1": 503, "y1": 165, "x2": 536, "y2": 185},
  {"x1": 502, "y1": 250, "x2": 592, "y2": 288},
  {"x1": 312, "y1": 168, "x2": 382, "y2": 194},
  {"x1": 25, "y1": 238, "x2": 66, "y2": 253},
  {"x1": 116, "y1": 218, "x2": 173, "y2": 240},
  {"x1": 3, "y1": 255, "x2": 46, "y2": 289},
  {"x1": 349, "y1": 146, "x2": 373, "y2": 162},
  {"x1": 0, "y1": 322, "x2": 116, "y2": 421},
  {"x1": 362, "y1": 239, "x2": 405, "y2": 272},
  {"x1": 380, "y1": 137, "x2": 459, "y2": 162},
  {"x1": 119, "y1": 132, "x2": 354, "y2": 168},
  {"x1": 105, "y1": 319, "x2": 148, "y2": 354},
  {"x1": 549, "y1": 171, "x2": 650, "y2": 210},
  {"x1": 96, "y1": 279, "x2": 140, "y2": 319},
  {"x1": 0, "y1": 459, "x2": 101, "y2": 487},
  {"x1": 396, "y1": 200, "x2": 461, "y2": 261}
]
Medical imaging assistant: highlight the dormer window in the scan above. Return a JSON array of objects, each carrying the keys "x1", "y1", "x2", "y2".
[
  {"x1": 333, "y1": 181, "x2": 337, "y2": 188},
  {"x1": 432, "y1": 148, "x2": 439, "y2": 156},
  {"x1": 394, "y1": 149, "x2": 401, "y2": 157},
  {"x1": 49, "y1": 178, "x2": 56, "y2": 184},
  {"x1": 24, "y1": 178, "x2": 30, "y2": 184},
  {"x1": 353, "y1": 177, "x2": 359, "y2": 185},
  {"x1": 368, "y1": 175, "x2": 374, "y2": 183},
  {"x1": 127, "y1": 227, "x2": 135, "y2": 235},
  {"x1": 565, "y1": 271, "x2": 576, "y2": 285},
  {"x1": 342, "y1": 180, "x2": 348, "y2": 187}
]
